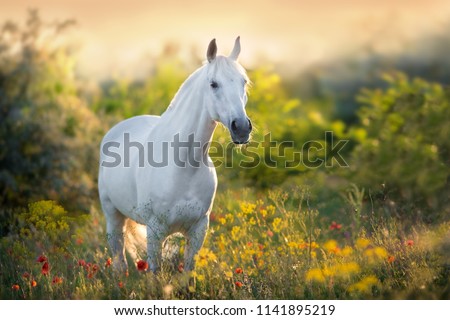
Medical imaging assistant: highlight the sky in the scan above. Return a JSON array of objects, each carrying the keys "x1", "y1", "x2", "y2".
[{"x1": 1, "y1": 0, "x2": 450, "y2": 79}]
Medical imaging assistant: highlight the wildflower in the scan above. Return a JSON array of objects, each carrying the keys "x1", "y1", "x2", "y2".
[
  {"x1": 105, "y1": 258, "x2": 112, "y2": 267},
  {"x1": 240, "y1": 201, "x2": 256, "y2": 215},
  {"x1": 356, "y1": 238, "x2": 371, "y2": 249},
  {"x1": 235, "y1": 281, "x2": 243, "y2": 288},
  {"x1": 224, "y1": 270, "x2": 233, "y2": 278},
  {"x1": 12, "y1": 284, "x2": 20, "y2": 291},
  {"x1": 272, "y1": 218, "x2": 283, "y2": 233},
  {"x1": 324, "y1": 240, "x2": 340, "y2": 254},
  {"x1": 76, "y1": 238, "x2": 83, "y2": 245},
  {"x1": 374, "y1": 247, "x2": 388, "y2": 259},
  {"x1": 306, "y1": 268, "x2": 325, "y2": 283},
  {"x1": 31, "y1": 280, "x2": 37, "y2": 287},
  {"x1": 231, "y1": 226, "x2": 241, "y2": 241},
  {"x1": 218, "y1": 218, "x2": 226, "y2": 225},
  {"x1": 41, "y1": 262, "x2": 50, "y2": 276},
  {"x1": 22, "y1": 272, "x2": 30, "y2": 279},
  {"x1": 330, "y1": 221, "x2": 342, "y2": 230},
  {"x1": 178, "y1": 263, "x2": 184, "y2": 273},
  {"x1": 118, "y1": 281, "x2": 124, "y2": 288},
  {"x1": 195, "y1": 248, "x2": 217, "y2": 267},
  {"x1": 91, "y1": 264, "x2": 99, "y2": 273},
  {"x1": 137, "y1": 260, "x2": 149, "y2": 272},
  {"x1": 52, "y1": 276, "x2": 63, "y2": 285},
  {"x1": 349, "y1": 275, "x2": 379, "y2": 293},
  {"x1": 78, "y1": 259, "x2": 86, "y2": 267},
  {"x1": 406, "y1": 239, "x2": 414, "y2": 246},
  {"x1": 267, "y1": 230, "x2": 274, "y2": 237},
  {"x1": 36, "y1": 255, "x2": 47, "y2": 263},
  {"x1": 235, "y1": 267, "x2": 243, "y2": 274},
  {"x1": 387, "y1": 255, "x2": 395, "y2": 263},
  {"x1": 197, "y1": 274, "x2": 205, "y2": 281},
  {"x1": 336, "y1": 262, "x2": 360, "y2": 277},
  {"x1": 338, "y1": 246, "x2": 353, "y2": 257}
]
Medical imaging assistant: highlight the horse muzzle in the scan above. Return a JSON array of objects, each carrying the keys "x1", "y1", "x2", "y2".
[{"x1": 230, "y1": 117, "x2": 252, "y2": 144}]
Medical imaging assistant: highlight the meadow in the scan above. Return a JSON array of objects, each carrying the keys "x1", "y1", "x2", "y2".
[{"x1": 0, "y1": 11, "x2": 449, "y2": 299}]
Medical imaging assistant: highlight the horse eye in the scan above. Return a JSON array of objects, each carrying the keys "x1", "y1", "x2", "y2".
[{"x1": 210, "y1": 81, "x2": 219, "y2": 89}]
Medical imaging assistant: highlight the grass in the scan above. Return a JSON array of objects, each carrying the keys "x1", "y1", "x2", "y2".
[{"x1": 1, "y1": 187, "x2": 449, "y2": 299}]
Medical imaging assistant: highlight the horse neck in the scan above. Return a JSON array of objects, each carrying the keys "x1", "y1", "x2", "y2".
[{"x1": 160, "y1": 68, "x2": 217, "y2": 152}]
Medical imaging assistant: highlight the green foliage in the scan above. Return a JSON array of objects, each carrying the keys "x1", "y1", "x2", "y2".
[
  {"x1": 347, "y1": 72, "x2": 449, "y2": 215},
  {"x1": 0, "y1": 10, "x2": 101, "y2": 220}
]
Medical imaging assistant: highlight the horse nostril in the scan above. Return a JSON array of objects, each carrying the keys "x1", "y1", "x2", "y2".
[
  {"x1": 231, "y1": 120, "x2": 238, "y2": 132},
  {"x1": 247, "y1": 118, "x2": 252, "y2": 131}
]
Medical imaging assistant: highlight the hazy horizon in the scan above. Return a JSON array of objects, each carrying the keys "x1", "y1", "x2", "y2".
[{"x1": 2, "y1": 0, "x2": 450, "y2": 79}]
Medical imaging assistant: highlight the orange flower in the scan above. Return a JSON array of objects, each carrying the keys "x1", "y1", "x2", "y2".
[
  {"x1": 235, "y1": 281, "x2": 243, "y2": 288},
  {"x1": 387, "y1": 256, "x2": 395, "y2": 263},
  {"x1": 137, "y1": 260, "x2": 149, "y2": 272},
  {"x1": 105, "y1": 258, "x2": 112, "y2": 267},
  {"x1": 41, "y1": 262, "x2": 50, "y2": 276},
  {"x1": 406, "y1": 240, "x2": 414, "y2": 246},
  {"x1": 36, "y1": 255, "x2": 47, "y2": 263},
  {"x1": 76, "y1": 238, "x2": 83, "y2": 245},
  {"x1": 330, "y1": 221, "x2": 342, "y2": 230},
  {"x1": 31, "y1": 280, "x2": 37, "y2": 287},
  {"x1": 52, "y1": 276, "x2": 63, "y2": 285},
  {"x1": 267, "y1": 230, "x2": 274, "y2": 237},
  {"x1": 118, "y1": 281, "x2": 124, "y2": 288},
  {"x1": 235, "y1": 267, "x2": 243, "y2": 274},
  {"x1": 11, "y1": 284, "x2": 20, "y2": 291}
]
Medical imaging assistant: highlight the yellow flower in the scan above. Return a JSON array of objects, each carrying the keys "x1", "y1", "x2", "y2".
[
  {"x1": 219, "y1": 218, "x2": 226, "y2": 225},
  {"x1": 231, "y1": 226, "x2": 241, "y2": 241},
  {"x1": 224, "y1": 271, "x2": 233, "y2": 279},
  {"x1": 356, "y1": 238, "x2": 371, "y2": 249},
  {"x1": 248, "y1": 217, "x2": 257, "y2": 225},
  {"x1": 306, "y1": 268, "x2": 325, "y2": 283},
  {"x1": 374, "y1": 246, "x2": 388, "y2": 259},
  {"x1": 324, "y1": 240, "x2": 339, "y2": 253},
  {"x1": 338, "y1": 246, "x2": 353, "y2": 257},
  {"x1": 336, "y1": 262, "x2": 360, "y2": 277},
  {"x1": 240, "y1": 201, "x2": 256, "y2": 215},
  {"x1": 349, "y1": 275, "x2": 379, "y2": 293},
  {"x1": 194, "y1": 248, "x2": 217, "y2": 267},
  {"x1": 225, "y1": 214, "x2": 234, "y2": 223},
  {"x1": 272, "y1": 218, "x2": 283, "y2": 233}
]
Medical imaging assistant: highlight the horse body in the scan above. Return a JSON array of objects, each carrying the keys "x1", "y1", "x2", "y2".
[{"x1": 99, "y1": 38, "x2": 251, "y2": 272}]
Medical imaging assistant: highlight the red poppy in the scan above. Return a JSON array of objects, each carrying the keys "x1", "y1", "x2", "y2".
[
  {"x1": 118, "y1": 281, "x2": 124, "y2": 288},
  {"x1": 78, "y1": 259, "x2": 86, "y2": 267},
  {"x1": 235, "y1": 281, "x2": 243, "y2": 288},
  {"x1": 178, "y1": 263, "x2": 184, "y2": 273},
  {"x1": 330, "y1": 221, "x2": 342, "y2": 230},
  {"x1": 247, "y1": 242, "x2": 253, "y2": 247},
  {"x1": 31, "y1": 280, "x2": 37, "y2": 287},
  {"x1": 258, "y1": 244, "x2": 264, "y2": 251},
  {"x1": 387, "y1": 256, "x2": 395, "y2": 263},
  {"x1": 11, "y1": 284, "x2": 20, "y2": 291},
  {"x1": 235, "y1": 267, "x2": 243, "y2": 274},
  {"x1": 406, "y1": 240, "x2": 414, "y2": 246},
  {"x1": 137, "y1": 260, "x2": 149, "y2": 272},
  {"x1": 41, "y1": 262, "x2": 50, "y2": 276},
  {"x1": 76, "y1": 238, "x2": 83, "y2": 245},
  {"x1": 36, "y1": 255, "x2": 47, "y2": 263},
  {"x1": 92, "y1": 264, "x2": 99, "y2": 272},
  {"x1": 105, "y1": 258, "x2": 112, "y2": 267}
]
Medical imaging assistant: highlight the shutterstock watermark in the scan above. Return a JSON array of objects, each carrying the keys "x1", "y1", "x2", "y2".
[{"x1": 101, "y1": 131, "x2": 349, "y2": 169}]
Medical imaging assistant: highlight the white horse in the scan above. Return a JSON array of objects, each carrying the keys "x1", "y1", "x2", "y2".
[{"x1": 98, "y1": 37, "x2": 252, "y2": 272}]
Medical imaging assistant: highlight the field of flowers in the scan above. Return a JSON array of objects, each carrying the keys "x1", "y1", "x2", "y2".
[{"x1": 1, "y1": 187, "x2": 448, "y2": 300}]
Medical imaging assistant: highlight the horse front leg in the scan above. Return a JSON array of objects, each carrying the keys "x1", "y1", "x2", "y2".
[
  {"x1": 184, "y1": 217, "x2": 209, "y2": 271},
  {"x1": 146, "y1": 222, "x2": 168, "y2": 273}
]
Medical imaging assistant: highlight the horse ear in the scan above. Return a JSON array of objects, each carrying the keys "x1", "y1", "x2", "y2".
[
  {"x1": 229, "y1": 36, "x2": 241, "y2": 61},
  {"x1": 207, "y1": 39, "x2": 217, "y2": 63}
]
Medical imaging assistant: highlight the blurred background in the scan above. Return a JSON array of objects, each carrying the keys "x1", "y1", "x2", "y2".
[
  {"x1": 0, "y1": 0, "x2": 449, "y2": 227},
  {"x1": 0, "y1": 0, "x2": 449, "y2": 300}
]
